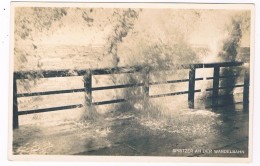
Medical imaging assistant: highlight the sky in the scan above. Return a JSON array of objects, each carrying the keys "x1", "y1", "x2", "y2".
[
  {"x1": 14, "y1": 7, "x2": 251, "y2": 70},
  {"x1": 18, "y1": 8, "x2": 250, "y2": 48}
]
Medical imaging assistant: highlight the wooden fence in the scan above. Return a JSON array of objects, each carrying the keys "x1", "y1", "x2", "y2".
[{"x1": 13, "y1": 62, "x2": 250, "y2": 129}]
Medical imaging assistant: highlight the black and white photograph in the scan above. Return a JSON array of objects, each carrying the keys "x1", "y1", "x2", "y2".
[{"x1": 9, "y1": 2, "x2": 254, "y2": 162}]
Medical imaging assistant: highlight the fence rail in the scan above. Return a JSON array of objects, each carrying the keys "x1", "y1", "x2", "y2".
[{"x1": 13, "y1": 61, "x2": 250, "y2": 129}]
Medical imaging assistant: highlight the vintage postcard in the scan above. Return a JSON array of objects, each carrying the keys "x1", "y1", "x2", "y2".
[{"x1": 9, "y1": 2, "x2": 254, "y2": 162}]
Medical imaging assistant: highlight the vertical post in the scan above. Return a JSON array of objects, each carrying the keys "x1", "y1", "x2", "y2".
[
  {"x1": 243, "y1": 66, "x2": 250, "y2": 112},
  {"x1": 13, "y1": 73, "x2": 19, "y2": 129},
  {"x1": 212, "y1": 66, "x2": 220, "y2": 107},
  {"x1": 188, "y1": 67, "x2": 196, "y2": 109},
  {"x1": 143, "y1": 67, "x2": 149, "y2": 110},
  {"x1": 84, "y1": 71, "x2": 92, "y2": 106}
]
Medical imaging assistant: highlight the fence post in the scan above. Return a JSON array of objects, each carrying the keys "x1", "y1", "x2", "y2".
[
  {"x1": 13, "y1": 73, "x2": 19, "y2": 129},
  {"x1": 84, "y1": 71, "x2": 92, "y2": 106},
  {"x1": 143, "y1": 67, "x2": 150, "y2": 110},
  {"x1": 212, "y1": 66, "x2": 220, "y2": 107},
  {"x1": 188, "y1": 67, "x2": 196, "y2": 109},
  {"x1": 243, "y1": 66, "x2": 250, "y2": 112}
]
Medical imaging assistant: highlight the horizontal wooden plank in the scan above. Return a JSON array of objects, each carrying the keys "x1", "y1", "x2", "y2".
[
  {"x1": 14, "y1": 62, "x2": 244, "y2": 79},
  {"x1": 17, "y1": 88, "x2": 85, "y2": 97},
  {"x1": 92, "y1": 66, "x2": 143, "y2": 75},
  {"x1": 92, "y1": 64, "x2": 204, "y2": 75},
  {"x1": 192, "y1": 64, "x2": 204, "y2": 68},
  {"x1": 14, "y1": 70, "x2": 87, "y2": 79},
  {"x1": 92, "y1": 83, "x2": 144, "y2": 91},
  {"x1": 91, "y1": 64, "x2": 203, "y2": 75},
  {"x1": 174, "y1": 64, "x2": 204, "y2": 69},
  {"x1": 206, "y1": 84, "x2": 244, "y2": 91},
  {"x1": 18, "y1": 104, "x2": 83, "y2": 115},
  {"x1": 218, "y1": 84, "x2": 244, "y2": 90},
  {"x1": 150, "y1": 79, "x2": 189, "y2": 85},
  {"x1": 149, "y1": 89, "x2": 201, "y2": 98},
  {"x1": 204, "y1": 62, "x2": 244, "y2": 68},
  {"x1": 92, "y1": 99, "x2": 127, "y2": 105},
  {"x1": 206, "y1": 74, "x2": 241, "y2": 80},
  {"x1": 149, "y1": 78, "x2": 203, "y2": 85},
  {"x1": 195, "y1": 78, "x2": 204, "y2": 81},
  {"x1": 92, "y1": 90, "x2": 202, "y2": 105}
]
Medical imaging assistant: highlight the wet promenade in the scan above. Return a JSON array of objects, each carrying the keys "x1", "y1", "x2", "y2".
[{"x1": 13, "y1": 103, "x2": 249, "y2": 157}]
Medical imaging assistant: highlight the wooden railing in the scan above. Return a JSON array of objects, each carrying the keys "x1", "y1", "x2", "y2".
[{"x1": 13, "y1": 62, "x2": 250, "y2": 129}]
